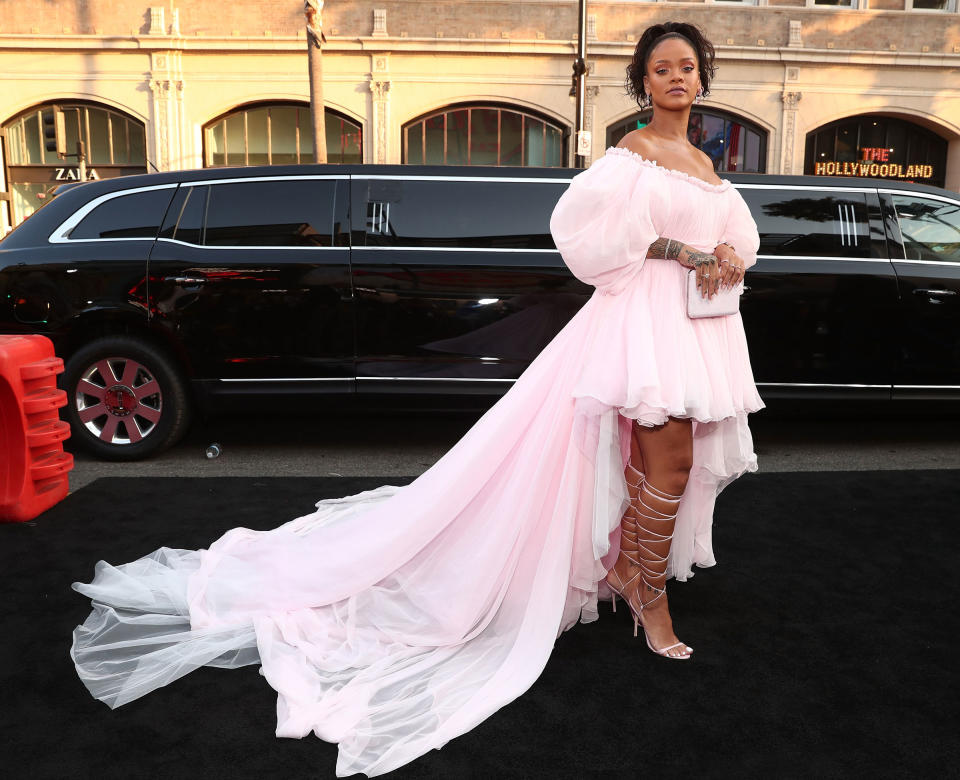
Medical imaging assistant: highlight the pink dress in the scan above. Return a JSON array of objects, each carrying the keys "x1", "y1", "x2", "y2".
[{"x1": 71, "y1": 146, "x2": 764, "y2": 777}]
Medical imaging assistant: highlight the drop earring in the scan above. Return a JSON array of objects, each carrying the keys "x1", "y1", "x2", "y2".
[{"x1": 695, "y1": 87, "x2": 703, "y2": 104}]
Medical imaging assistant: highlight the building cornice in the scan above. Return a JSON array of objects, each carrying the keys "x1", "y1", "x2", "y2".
[{"x1": 2, "y1": 34, "x2": 959, "y2": 68}]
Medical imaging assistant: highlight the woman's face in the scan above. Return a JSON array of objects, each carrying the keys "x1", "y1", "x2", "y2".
[{"x1": 642, "y1": 37, "x2": 700, "y2": 108}]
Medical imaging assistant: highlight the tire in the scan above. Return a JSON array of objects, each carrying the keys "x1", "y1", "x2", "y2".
[{"x1": 60, "y1": 335, "x2": 192, "y2": 461}]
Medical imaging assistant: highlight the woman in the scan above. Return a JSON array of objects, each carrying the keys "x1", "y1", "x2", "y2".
[
  {"x1": 573, "y1": 21, "x2": 765, "y2": 660},
  {"x1": 71, "y1": 20, "x2": 763, "y2": 778}
]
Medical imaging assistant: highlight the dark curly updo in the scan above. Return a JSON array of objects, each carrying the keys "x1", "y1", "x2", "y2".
[{"x1": 625, "y1": 21, "x2": 717, "y2": 108}]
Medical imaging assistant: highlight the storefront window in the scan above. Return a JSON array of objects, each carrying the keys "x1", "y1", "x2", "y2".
[
  {"x1": 203, "y1": 104, "x2": 362, "y2": 166},
  {"x1": 607, "y1": 108, "x2": 767, "y2": 173},
  {"x1": 403, "y1": 105, "x2": 567, "y2": 167},
  {"x1": 2, "y1": 102, "x2": 147, "y2": 228},
  {"x1": 805, "y1": 115, "x2": 948, "y2": 188},
  {"x1": 5, "y1": 104, "x2": 144, "y2": 167},
  {"x1": 908, "y1": 0, "x2": 956, "y2": 9}
]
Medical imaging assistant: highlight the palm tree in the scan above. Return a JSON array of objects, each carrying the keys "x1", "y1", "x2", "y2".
[{"x1": 304, "y1": 0, "x2": 328, "y2": 163}]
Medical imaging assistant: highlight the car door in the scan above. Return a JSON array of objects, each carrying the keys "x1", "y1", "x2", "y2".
[
  {"x1": 349, "y1": 171, "x2": 583, "y2": 396},
  {"x1": 736, "y1": 183, "x2": 898, "y2": 399},
  {"x1": 881, "y1": 189, "x2": 960, "y2": 396},
  {"x1": 147, "y1": 174, "x2": 354, "y2": 395}
]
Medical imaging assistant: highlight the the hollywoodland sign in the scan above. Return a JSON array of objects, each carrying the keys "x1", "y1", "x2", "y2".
[{"x1": 814, "y1": 147, "x2": 935, "y2": 181}]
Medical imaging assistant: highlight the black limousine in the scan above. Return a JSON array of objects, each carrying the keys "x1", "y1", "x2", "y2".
[{"x1": 1, "y1": 162, "x2": 958, "y2": 460}]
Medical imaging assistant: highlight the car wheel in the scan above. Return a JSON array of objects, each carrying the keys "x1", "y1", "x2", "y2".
[{"x1": 61, "y1": 336, "x2": 192, "y2": 461}]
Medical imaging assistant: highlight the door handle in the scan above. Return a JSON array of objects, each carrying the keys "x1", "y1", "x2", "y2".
[
  {"x1": 163, "y1": 275, "x2": 207, "y2": 284},
  {"x1": 913, "y1": 288, "x2": 956, "y2": 297}
]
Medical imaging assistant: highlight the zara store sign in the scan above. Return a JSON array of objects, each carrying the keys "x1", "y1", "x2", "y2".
[{"x1": 54, "y1": 167, "x2": 100, "y2": 181}]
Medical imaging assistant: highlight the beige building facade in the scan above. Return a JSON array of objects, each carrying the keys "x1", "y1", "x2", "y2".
[{"x1": 1, "y1": 0, "x2": 959, "y2": 235}]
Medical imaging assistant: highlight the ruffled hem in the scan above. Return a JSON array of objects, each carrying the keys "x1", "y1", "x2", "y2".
[{"x1": 603, "y1": 146, "x2": 732, "y2": 193}]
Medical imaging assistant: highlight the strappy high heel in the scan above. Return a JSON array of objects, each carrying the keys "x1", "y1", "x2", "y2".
[
  {"x1": 607, "y1": 462, "x2": 645, "y2": 618},
  {"x1": 607, "y1": 465, "x2": 693, "y2": 660}
]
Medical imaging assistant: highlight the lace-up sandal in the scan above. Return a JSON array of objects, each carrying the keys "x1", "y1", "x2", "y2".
[
  {"x1": 607, "y1": 462, "x2": 645, "y2": 617},
  {"x1": 627, "y1": 481, "x2": 694, "y2": 660}
]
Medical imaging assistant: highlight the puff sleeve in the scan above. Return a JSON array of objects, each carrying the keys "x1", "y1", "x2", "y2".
[
  {"x1": 549, "y1": 153, "x2": 660, "y2": 295},
  {"x1": 720, "y1": 186, "x2": 761, "y2": 270}
]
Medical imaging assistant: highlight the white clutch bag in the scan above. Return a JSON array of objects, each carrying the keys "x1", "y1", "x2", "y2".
[{"x1": 686, "y1": 269, "x2": 743, "y2": 319}]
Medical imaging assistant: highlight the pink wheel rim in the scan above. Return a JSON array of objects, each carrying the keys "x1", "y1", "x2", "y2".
[{"x1": 75, "y1": 357, "x2": 163, "y2": 444}]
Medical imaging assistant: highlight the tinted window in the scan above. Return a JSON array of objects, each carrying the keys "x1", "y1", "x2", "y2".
[
  {"x1": 70, "y1": 188, "x2": 175, "y2": 240},
  {"x1": 892, "y1": 195, "x2": 960, "y2": 263},
  {"x1": 739, "y1": 189, "x2": 873, "y2": 258},
  {"x1": 204, "y1": 179, "x2": 336, "y2": 247},
  {"x1": 360, "y1": 179, "x2": 569, "y2": 249},
  {"x1": 158, "y1": 185, "x2": 208, "y2": 244},
  {"x1": 174, "y1": 186, "x2": 208, "y2": 245}
]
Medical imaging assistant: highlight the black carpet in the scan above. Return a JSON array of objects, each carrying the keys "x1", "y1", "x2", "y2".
[{"x1": 2, "y1": 472, "x2": 958, "y2": 779}]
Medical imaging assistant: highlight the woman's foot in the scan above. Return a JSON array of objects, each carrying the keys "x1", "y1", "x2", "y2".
[{"x1": 635, "y1": 588, "x2": 692, "y2": 658}]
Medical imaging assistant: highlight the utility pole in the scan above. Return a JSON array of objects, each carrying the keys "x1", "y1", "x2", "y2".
[
  {"x1": 305, "y1": 0, "x2": 328, "y2": 163},
  {"x1": 571, "y1": 0, "x2": 589, "y2": 168}
]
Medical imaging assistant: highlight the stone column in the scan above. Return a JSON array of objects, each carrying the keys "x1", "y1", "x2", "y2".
[
  {"x1": 149, "y1": 51, "x2": 186, "y2": 171},
  {"x1": 369, "y1": 79, "x2": 392, "y2": 164},
  {"x1": 583, "y1": 85, "x2": 600, "y2": 166},
  {"x1": 780, "y1": 91, "x2": 802, "y2": 175}
]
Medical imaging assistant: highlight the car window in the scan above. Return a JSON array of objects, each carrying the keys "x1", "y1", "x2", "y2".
[
  {"x1": 203, "y1": 179, "x2": 337, "y2": 247},
  {"x1": 891, "y1": 194, "x2": 960, "y2": 263},
  {"x1": 738, "y1": 189, "x2": 873, "y2": 258},
  {"x1": 69, "y1": 187, "x2": 175, "y2": 240},
  {"x1": 359, "y1": 179, "x2": 569, "y2": 250},
  {"x1": 162, "y1": 185, "x2": 208, "y2": 245}
]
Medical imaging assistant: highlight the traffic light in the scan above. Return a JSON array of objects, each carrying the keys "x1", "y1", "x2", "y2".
[{"x1": 42, "y1": 107, "x2": 66, "y2": 158}]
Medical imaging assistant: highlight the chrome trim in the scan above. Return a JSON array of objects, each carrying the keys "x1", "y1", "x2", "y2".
[
  {"x1": 48, "y1": 182, "x2": 179, "y2": 243},
  {"x1": 755, "y1": 254, "x2": 889, "y2": 263},
  {"x1": 353, "y1": 174, "x2": 572, "y2": 184},
  {"x1": 895, "y1": 384, "x2": 960, "y2": 390},
  {"x1": 755, "y1": 382, "x2": 890, "y2": 388},
  {"x1": 181, "y1": 174, "x2": 348, "y2": 187},
  {"x1": 355, "y1": 246, "x2": 559, "y2": 253},
  {"x1": 218, "y1": 377, "x2": 348, "y2": 383},
  {"x1": 893, "y1": 258, "x2": 960, "y2": 267},
  {"x1": 155, "y1": 237, "x2": 346, "y2": 250},
  {"x1": 357, "y1": 376, "x2": 516, "y2": 382},
  {"x1": 734, "y1": 183, "x2": 876, "y2": 194}
]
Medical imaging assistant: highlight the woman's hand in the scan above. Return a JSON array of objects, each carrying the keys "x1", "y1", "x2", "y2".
[
  {"x1": 713, "y1": 243, "x2": 746, "y2": 290},
  {"x1": 691, "y1": 253, "x2": 721, "y2": 299}
]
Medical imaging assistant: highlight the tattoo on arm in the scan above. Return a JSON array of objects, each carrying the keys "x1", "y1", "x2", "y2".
[
  {"x1": 648, "y1": 237, "x2": 717, "y2": 269},
  {"x1": 687, "y1": 251, "x2": 718, "y2": 269},
  {"x1": 648, "y1": 237, "x2": 681, "y2": 263}
]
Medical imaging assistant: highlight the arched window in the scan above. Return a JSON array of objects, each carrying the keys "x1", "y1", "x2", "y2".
[
  {"x1": 607, "y1": 108, "x2": 767, "y2": 173},
  {"x1": 805, "y1": 114, "x2": 948, "y2": 188},
  {"x1": 203, "y1": 103, "x2": 361, "y2": 166},
  {"x1": 1, "y1": 101, "x2": 146, "y2": 228},
  {"x1": 403, "y1": 105, "x2": 567, "y2": 167}
]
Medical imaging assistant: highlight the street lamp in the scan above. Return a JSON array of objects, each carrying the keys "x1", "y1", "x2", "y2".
[{"x1": 572, "y1": 0, "x2": 589, "y2": 168}]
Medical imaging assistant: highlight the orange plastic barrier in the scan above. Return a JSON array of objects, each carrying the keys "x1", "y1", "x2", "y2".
[{"x1": 0, "y1": 335, "x2": 74, "y2": 522}]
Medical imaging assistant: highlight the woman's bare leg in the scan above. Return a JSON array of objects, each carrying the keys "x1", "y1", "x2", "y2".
[{"x1": 631, "y1": 417, "x2": 693, "y2": 655}]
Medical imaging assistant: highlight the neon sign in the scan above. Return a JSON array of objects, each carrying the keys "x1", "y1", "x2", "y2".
[{"x1": 814, "y1": 161, "x2": 934, "y2": 179}]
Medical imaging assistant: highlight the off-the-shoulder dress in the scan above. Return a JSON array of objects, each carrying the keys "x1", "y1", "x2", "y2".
[{"x1": 70, "y1": 146, "x2": 764, "y2": 778}]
